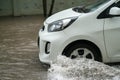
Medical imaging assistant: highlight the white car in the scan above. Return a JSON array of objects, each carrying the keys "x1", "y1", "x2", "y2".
[{"x1": 38, "y1": 0, "x2": 120, "y2": 64}]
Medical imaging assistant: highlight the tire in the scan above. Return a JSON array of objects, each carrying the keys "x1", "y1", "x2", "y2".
[{"x1": 63, "y1": 43, "x2": 102, "y2": 62}]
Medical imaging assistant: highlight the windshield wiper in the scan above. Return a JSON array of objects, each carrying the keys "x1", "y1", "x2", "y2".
[{"x1": 73, "y1": 6, "x2": 89, "y2": 13}]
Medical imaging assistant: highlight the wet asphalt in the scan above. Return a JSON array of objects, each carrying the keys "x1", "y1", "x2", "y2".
[{"x1": 0, "y1": 16, "x2": 48, "y2": 80}]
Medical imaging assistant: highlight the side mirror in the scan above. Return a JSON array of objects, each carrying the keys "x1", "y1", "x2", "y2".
[{"x1": 109, "y1": 7, "x2": 120, "y2": 15}]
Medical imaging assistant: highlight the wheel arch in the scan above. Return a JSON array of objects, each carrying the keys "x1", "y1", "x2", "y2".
[{"x1": 62, "y1": 40, "x2": 103, "y2": 61}]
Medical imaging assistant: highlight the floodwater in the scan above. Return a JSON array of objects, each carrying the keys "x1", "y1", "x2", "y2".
[{"x1": 0, "y1": 16, "x2": 48, "y2": 80}]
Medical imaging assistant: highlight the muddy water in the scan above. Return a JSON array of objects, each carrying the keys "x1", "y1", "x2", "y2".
[{"x1": 0, "y1": 16, "x2": 48, "y2": 80}]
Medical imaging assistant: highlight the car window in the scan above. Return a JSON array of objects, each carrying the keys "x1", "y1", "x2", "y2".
[
  {"x1": 115, "y1": 1, "x2": 120, "y2": 7},
  {"x1": 72, "y1": 0, "x2": 110, "y2": 13}
]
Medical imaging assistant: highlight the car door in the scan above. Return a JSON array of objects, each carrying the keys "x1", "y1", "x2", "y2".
[{"x1": 104, "y1": 1, "x2": 120, "y2": 61}]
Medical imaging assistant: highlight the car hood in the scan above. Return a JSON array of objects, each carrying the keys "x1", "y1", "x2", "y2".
[{"x1": 45, "y1": 8, "x2": 83, "y2": 24}]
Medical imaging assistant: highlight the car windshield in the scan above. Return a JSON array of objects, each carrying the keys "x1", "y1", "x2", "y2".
[{"x1": 73, "y1": 0, "x2": 110, "y2": 13}]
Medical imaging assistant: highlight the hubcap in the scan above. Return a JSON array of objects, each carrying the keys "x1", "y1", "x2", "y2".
[{"x1": 70, "y1": 48, "x2": 94, "y2": 59}]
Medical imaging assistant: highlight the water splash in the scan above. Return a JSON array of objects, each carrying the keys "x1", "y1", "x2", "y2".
[{"x1": 48, "y1": 55, "x2": 120, "y2": 80}]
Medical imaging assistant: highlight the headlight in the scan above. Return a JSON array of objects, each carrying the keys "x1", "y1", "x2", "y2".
[{"x1": 48, "y1": 17, "x2": 78, "y2": 32}]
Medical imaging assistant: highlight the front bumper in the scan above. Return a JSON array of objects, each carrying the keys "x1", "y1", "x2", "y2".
[{"x1": 39, "y1": 29, "x2": 68, "y2": 64}]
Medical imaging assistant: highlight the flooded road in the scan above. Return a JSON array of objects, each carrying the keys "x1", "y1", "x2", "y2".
[{"x1": 0, "y1": 16, "x2": 48, "y2": 80}]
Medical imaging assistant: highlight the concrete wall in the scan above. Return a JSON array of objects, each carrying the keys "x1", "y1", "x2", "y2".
[
  {"x1": 0, "y1": 0, "x2": 43, "y2": 16},
  {"x1": 0, "y1": 0, "x2": 97, "y2": 16},
  {"x1": 13, "y1": 0, "x2": 43, "y2": 16},
  {"x1": 0, "y1": 0, "x2": 13, "y2": 16}
]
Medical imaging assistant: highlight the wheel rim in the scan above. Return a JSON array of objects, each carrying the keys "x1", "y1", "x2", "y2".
[{"x1": 70, "y1": 48, "x2": 94, "y2": 60}]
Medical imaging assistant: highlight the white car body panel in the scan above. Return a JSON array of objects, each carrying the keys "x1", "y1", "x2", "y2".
[
  {"x1": 46, "y1": 8, "x2": 81, "y2": 24},
  {"x1": 104, "y1": 17, "x2": 120, "y2": 62},
  {"x1": 39, "y1": 0, "x2": 120, "y2": 64}
]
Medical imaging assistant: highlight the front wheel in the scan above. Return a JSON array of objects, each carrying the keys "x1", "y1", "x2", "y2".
[{"x1": 63, "y1": 43, "x2": 102, "y2": 62}]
